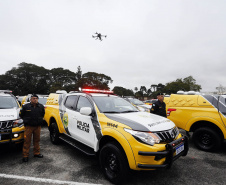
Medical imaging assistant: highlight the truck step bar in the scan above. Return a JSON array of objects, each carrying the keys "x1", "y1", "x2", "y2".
[{"x1": 59, "y1": 134, "x2": 96, "y2": 156}]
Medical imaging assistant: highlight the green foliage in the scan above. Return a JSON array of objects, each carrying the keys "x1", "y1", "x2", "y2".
[
  {"x1": 0, "y1": 62, "x2": 202, "y2": 98},
  {"x1": 48, "y1": 67, "x2": 77, "y2": 92},
  {"x1": 140, "y1": 86, "x2": 147, "y2": 94},
  {"x1": 0, "y1": 62, "x2": 49, "y2": 95},
  {"x1": 0, "y1": 63, "x2": 113, "y2": 95},
  {"x1": 164, "y1": 76, "x2": 202, "y2": 94},
  {"x1": 77, "y1": 72, "x2": 113, "y2": 90},
  {"x1": 150, "y1": 84, "x2": 157, "y2": 92},
  {"x1": 113, "y1": 86, "x2": 134, "y2": 97}
]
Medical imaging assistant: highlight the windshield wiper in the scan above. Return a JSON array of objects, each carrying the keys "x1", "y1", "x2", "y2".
[
  {"x1": 103, "y1": 111, "x2": 120, "y2": 114},
  {"x1": 121, "y1": 110, "x2": 139, "y2": 113}
]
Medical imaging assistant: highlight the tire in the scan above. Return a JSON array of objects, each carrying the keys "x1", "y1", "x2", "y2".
[
  {"x1": 99, "y1": 142, "x2": 129, "y2": 184},
  {"x1": 49, "y1": 122, "x2": 60, "y2": 145},
  {"x1": 193, "y1": 127, "x2": 222, "y2": 152},
  {"x1": 12, "y1": 142, "x2": 24, "y2": 151}
]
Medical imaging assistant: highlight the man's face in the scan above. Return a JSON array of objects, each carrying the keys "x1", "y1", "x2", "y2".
[
  {"x1": 31, "y1": 97, "x2": 38, "y2": 104},
  {"x1": 157, "y1": 95, "x2": 164, "y2": 102}
]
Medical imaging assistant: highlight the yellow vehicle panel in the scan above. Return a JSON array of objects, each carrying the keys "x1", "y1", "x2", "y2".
[{"x1": 166, "y1": 93, "x2": 226, "y2": 151}]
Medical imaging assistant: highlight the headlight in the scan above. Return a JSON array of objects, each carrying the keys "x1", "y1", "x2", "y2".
[
  {"x1": 124, "y1": 128, "x2": 160, "y2": 146},
  {"x1": 13, "y1": 119, "x2": 24, "y2": 128}
]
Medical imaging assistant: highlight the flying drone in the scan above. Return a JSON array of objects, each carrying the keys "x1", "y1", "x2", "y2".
[{"x1": 92, "y1": 32, "x2": 107, "y2": 41}]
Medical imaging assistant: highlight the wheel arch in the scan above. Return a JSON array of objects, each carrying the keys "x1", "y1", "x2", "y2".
[
  {"x1": 98, "y1": 128, "x2": 136, "y2": 170},
  {"x1": 189, "y1": 121, "x2": 224, "y2": 140},
  {"x1": 48, "y1": 117, "x2": 57, "y2": 129}
]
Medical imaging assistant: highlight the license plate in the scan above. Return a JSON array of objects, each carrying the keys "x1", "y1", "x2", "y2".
[{"x1": 176, "y1": 144, "x2": 184, "y2": 155}]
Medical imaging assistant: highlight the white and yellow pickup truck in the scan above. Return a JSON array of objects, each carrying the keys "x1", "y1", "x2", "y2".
[
  {"x1": 0, "y1": 90, "x2": 24, "y2": 146},
  {"x1": 44, "y1": 89, "x2": 188, "y2": 184}
]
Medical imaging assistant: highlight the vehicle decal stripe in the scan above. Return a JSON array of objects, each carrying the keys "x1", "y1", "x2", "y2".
[
  {"x1": 104, "y1": 114, "x2": 150, "y2": 131},
  {"x1": 85, "y1": 98, "x2": 103, "y2": 141}
]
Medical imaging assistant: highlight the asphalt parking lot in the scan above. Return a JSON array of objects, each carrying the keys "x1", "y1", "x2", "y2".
[{"x1": 0, "y1": 126, "x2": 226, "y2": 185}]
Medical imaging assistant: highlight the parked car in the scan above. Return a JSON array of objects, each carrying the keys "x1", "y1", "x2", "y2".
[
  {"x1": 0, "y1": 90, "x2": 24, "y2": 146},
  {"x1": 144, "y1": 99, "x2": 158, "y2": 105},
  {"x1": 124, "y1": 97, "x2": 152, "y2": 112},
  {"x1": 22, "y1": 94, "x2": 48, "y2": 106}
]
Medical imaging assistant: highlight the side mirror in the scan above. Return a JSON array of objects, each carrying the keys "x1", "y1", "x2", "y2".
[{"x1": 80, "y1": 107, "x2": 92, "y2": 116}]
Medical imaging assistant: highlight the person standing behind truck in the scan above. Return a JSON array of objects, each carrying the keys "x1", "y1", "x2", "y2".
[
  {"x1": 150, "y1": 93, "x2": 167, "y2": 118},
  {"x1": 20, "y1": 94, "x2": 45, "y2": 162}
]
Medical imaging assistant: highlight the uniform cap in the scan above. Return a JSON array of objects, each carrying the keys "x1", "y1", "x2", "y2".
[
  {"x1": 31, "y1": 94, "x2": 39, "y2": 98},
  {"x1": 157, "y1": 93, "x2": 164, "y2": 96}
]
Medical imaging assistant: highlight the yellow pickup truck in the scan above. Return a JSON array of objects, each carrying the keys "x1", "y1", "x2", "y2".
[
  {"x1": 166, "y1": 91, "x2": 226, "y2": 152},
  {"x1": 44, "y1": 89, "x2": 188, "y2": 184}
]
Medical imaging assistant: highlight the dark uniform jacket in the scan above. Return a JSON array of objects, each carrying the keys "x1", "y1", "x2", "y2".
[
  {"x1": 20, "y1": 103, "x2": 45, "y2": 126},
  {"x1": 150, "y1": 100, "x2": 167, "y2": 118}
]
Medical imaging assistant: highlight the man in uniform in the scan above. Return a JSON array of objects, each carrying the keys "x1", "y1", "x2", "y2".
[
  {"x1": 20, "y1": 94, "x2": 45, "y2": 162},
  {"x1": 150, "y1": 93, "x2": 167, "y2": 117}
]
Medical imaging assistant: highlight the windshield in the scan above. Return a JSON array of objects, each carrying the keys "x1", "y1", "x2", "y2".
[
  {"x1": 129, "y1": 98, "x2": 144, "y2": 105},
  {"x1": 0, "y1": 96, "x2": 19, "y2": 109},
  {"x1": 93, "y1": 96, "x2": 138, "y2": 113}
]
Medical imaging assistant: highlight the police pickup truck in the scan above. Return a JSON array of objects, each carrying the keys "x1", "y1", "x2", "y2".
[
  {"x1": 44, "y1": 89, "x2": 188, "y2": 184},
  {"x1": 0, "y1": 90, "x2": 24, "y2": 146}
]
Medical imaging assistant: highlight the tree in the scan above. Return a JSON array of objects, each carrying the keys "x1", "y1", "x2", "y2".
[
  {"x1": 147, "y1": 88, "x2": 152, "y2": 96},
  {"x1": 164, "y1": 76, "x2": 202, "y2": 94},
  {"x1": 0, "y1": 62, "x2": 50, "y2": 95},
  {"x1": 77, "y1": 72, "x2": 113, "y2": 90},
  {"x1": 151, "y1": 84, "x2": 158, "y2": 92},
  {"x1": 0, "y1": 62, "x2": 84, "y2": 95},
  {"x1": 156, "y1": 83, "x2": 165, "y2": 92},
  {"x1": 183, "y1": 76, "x2": 201, "y2": 91},
  {"x1": 113, "y1": 86, "x2": 134, "y2": 97},
  {"x1": 140, "y1": 86, "x2": 147, "y2": 95},
  {"x1": 48, "y1": 68, "x2": 77, "y2": 92}
]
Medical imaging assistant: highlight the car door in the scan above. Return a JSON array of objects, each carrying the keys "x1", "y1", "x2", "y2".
[
  {"x1": 64, "y1": 95, "x2": 79, "y2": 136},
  {"x1": 70, "y1": 95, "x2": 96, "y2": 148}
]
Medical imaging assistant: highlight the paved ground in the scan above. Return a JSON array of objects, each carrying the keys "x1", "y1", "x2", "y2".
[{"x1": 0, "y1": 126, "x2": 226, "y2": 185}]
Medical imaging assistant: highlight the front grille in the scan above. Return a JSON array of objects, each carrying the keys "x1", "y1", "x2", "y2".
[
  {"x1": 155, "y1": 127, "x2": 179, "y2": 143},
  {"x1": 0, "y1": 121, "x2": 14, "y2": 130},
  {"x1": 0, "y1": 132, "x2": 11, "y2": 140}
]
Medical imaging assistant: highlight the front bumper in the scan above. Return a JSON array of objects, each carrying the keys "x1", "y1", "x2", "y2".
[
  {"x1": 0, "y1": 128, "x2": 24, "y2": 144},
  {"x1": 137, "y1": 135, "x2": 189, "y2": 169}
]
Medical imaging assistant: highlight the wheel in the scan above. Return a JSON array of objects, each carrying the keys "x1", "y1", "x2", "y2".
[
  {"x1": 49, "y1": 122, "x2": 60, "y2": 145},
  {"x1": 99, "y1": 142, "x2": 129, "y2": 184},
  {"x1": 13, "y1": 141, "x2": 24, "y2": 151},
  {"x1": 193, "y1": 127, "x2": 222, "y2": 152}
]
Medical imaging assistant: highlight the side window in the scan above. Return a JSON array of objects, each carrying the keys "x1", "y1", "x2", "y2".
[
  {"x1": 76, "y1": 96, "x2": 93, "y2": 112},
  {"x1": 64, "y1": 95, "x2": 78, "y2": 110}
]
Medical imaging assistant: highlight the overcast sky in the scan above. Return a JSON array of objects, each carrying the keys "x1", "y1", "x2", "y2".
[{"x1": 0, "y1": 0, "x2": 225, "y2": 92}]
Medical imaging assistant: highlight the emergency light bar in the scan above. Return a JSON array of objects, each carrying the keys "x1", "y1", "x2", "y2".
[
  {"x1": 0, "y1": 90, "x2": 12, "y2": 94},
  {"x1": 82, "y1": 89, "x2": 114, "y2": 94}
]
